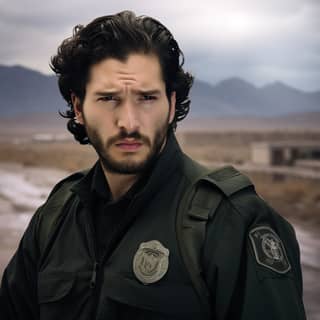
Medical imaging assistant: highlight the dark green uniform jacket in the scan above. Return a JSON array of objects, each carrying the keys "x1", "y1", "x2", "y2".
[{"x1": 0, "y1": 133, "x2": 306, "y2": 319}]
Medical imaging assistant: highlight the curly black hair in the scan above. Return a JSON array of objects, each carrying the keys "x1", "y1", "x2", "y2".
[{"x1": 50, "y1": 11, "x2": 194, "y2": 144}]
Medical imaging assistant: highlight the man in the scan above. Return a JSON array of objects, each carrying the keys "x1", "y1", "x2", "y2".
[{"x1": 0, "y1": 11, "x2": 306, "y2": 319}]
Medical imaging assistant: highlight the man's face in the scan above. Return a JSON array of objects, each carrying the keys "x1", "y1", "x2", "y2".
[{"x1": 73, "y1": 53, "x2": 176, "y2": 174}]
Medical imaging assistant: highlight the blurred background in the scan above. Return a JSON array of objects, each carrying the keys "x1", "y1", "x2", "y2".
[{"x1": 0, "y1": 0, "x2": 319, "y2": 318}]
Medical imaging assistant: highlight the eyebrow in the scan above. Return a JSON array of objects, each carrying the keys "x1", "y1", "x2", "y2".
[
  {"x1": 93, "y1": 89, "x2": 162, "y2": 96},
  {"x1": 94, "y1": 90, "x2": 120, "y2": 97},
  {"x1": 135, "y1": 89, "x2": 162, "y2": 96}
]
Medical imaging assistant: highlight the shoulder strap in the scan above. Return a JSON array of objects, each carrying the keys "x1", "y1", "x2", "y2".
[
  {"x1": 37, "y1": 170, "x2": 89, "y2": 255},
  {"x1": 176, "y1": 164, "x2": 253, "y2": 317}
]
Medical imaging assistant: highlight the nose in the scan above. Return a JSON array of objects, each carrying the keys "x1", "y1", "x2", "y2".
[{"x1": 116, "y1": 101, "x2": 140, "y2": 133}]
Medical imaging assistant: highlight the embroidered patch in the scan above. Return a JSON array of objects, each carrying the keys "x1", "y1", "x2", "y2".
[
  {"x1": 249, "y1": 226, "x2": 291, "y2": 274},
  {"x1": 133, "y1": 240, "x2": 169, "y2": 285}
]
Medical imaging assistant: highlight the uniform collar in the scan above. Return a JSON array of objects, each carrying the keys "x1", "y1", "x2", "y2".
[
  {"x1": 90, "y1": 161, "x2": 110, "y2": 201},
  {"x1": 133, "y1": 130, "x2": 182, "y2": 202},
  {"x1": 72, "y1": 130, "x2": 183, "y2": 207},
  {"x1": 90, "y1": 161, "x2": 150, "y2": 205}
]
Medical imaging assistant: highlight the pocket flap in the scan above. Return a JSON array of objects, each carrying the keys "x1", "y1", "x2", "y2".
[
  {"x1": 38, "y1": 272, "x2": 75, "y2": 303},
  {"x1": 103, "y1": 272, "x2": 203, "y2": 315}
]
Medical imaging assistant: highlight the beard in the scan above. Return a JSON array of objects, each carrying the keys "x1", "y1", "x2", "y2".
[{"x1": 84, "y1": 118, "x2": 170, "y2": 175}]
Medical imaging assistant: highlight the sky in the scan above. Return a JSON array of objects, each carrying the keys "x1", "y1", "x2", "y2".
[{"x1": 1, "y1": 0, "x2": 319, "y2": 91}]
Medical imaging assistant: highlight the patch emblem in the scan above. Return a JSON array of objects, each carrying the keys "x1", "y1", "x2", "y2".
[
  {"x1": 249, "y1": 226, "x2": 291, "y2": 274},
  {"x1": 133, "y1": 240, "x2": 169, "y2": 285}
]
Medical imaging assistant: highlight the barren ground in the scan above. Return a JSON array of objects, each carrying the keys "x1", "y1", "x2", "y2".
[
  {"x1": 1, "y1": 130, "x2": 319, "y2": 225},
  {"x1": 0, "y1": 129, "x2": 319, "y2": 319}
]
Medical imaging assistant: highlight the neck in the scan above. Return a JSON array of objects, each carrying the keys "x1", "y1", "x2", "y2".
[{"x1": 101, "y1": 164, "x2": 140, "y2": 201}]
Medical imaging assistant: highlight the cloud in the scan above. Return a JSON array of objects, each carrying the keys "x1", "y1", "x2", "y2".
[{"x1": 0, "y1": 0, "x2": 319, "y2": 91}]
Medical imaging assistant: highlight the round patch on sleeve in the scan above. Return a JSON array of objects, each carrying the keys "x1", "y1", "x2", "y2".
[{"x1": 249, "y1": 226, "x2": 291, "y2": 274}]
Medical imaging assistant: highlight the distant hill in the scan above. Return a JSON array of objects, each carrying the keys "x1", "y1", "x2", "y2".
[
  {"x1": 0, "y1": 65, "x2": 319, "y2": 118},
  {"x1": 0, "y1": 65, "x2": 65, "y2": 116},
  {"x1": 180, "y1": 111, "x2": 320, "y2": 131},
  {"x1": 189, "y1": 78, "x2": 320, "y2": 117}
]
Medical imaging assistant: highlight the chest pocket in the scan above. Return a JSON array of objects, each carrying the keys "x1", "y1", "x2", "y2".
[
  {"x1": 96, "y1": 271, "x2": 205, "y2": 320},
  {"x1": 37, "y1": 271, "x2": 92, "y2": 320}
]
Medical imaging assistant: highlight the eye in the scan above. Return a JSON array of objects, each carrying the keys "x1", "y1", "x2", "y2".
[
  {"x1": 141, "y1": 95, "x2": 157, "y2": 101},
  {"x1": 98, "y1": 95, "x2": 117, "y2": 102}
]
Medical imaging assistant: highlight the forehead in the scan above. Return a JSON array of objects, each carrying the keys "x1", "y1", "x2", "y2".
[{"x1": 86, "y1": 53, "x2": 165, "y2": 91}]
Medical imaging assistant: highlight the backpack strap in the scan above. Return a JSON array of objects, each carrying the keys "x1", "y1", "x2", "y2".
[
  {"x1": 37, "y1": 170, "x2": 89, "y2": 256},
  {"x1": 205, "y1": 166, "x2": 253, "y2": 197},
  {"x1": 176, "y1": 164, "x2": 253, "y2": 317}
]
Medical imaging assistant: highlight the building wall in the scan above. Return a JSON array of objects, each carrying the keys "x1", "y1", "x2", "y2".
[
  {"x1": 251, "y1": 143, "x2": 320, "y2": 166},
  {"x1": 251, "y1": 145, "x2": 271, "y2": 165}
]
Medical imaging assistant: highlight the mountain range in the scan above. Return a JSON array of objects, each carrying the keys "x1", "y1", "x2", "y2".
[
  {"x1": 0, "y1": 65, "x2": 319, "y2": 118},
  {"x1": 189, "y1": 79, "x2": 320, "y2": 117}
]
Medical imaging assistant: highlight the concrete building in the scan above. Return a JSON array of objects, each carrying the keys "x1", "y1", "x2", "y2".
[{"x1": 251, "y1": 141, "x2": 320, "y2": 166}]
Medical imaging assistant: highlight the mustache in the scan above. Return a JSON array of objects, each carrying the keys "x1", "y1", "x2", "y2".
[{"x1": 106, "y1": 130, "x2": 151, "y2": 147}]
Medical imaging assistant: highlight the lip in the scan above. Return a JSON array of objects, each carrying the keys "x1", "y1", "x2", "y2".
[{"x1": 115, "y1": 140, "x2": 143, "y2": 151}]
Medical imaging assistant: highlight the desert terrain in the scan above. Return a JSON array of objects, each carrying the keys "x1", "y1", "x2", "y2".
[
  {"x1": 1, "y1": 128, "x2": 319, "y2": 225},
  {"x1": 0, "y1": 126, "x2": 319, "y2": 319}
]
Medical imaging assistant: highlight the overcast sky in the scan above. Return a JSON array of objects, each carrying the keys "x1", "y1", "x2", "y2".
[{"x1": 1, "y1": 0, "x2": 319, "y2": 91}]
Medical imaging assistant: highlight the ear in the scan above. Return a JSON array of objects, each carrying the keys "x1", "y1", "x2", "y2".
[
  {"x1": 71, "y1": 93, "x2": 84, "y2": 125},
  {"x1": 168, "y1": 91, "x2": 176, "y2": 124}
]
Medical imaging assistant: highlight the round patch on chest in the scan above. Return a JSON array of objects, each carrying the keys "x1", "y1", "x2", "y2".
[{"x1": 133, "y1": 240, "x2": 169, "y2": 285}]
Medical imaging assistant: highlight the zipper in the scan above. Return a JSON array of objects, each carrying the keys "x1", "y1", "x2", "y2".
[
  {"x1": 90, "y1": 261, "x2": 99, "y2": 289},
  {"x1": 84, "y1": 211, "x2": 99, "y2": 286},
  {"x1": 83, "y1": 208, "x2": 101, "y2": 319}
]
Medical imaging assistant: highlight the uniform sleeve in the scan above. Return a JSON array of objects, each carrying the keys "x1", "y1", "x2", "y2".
[
  {"x1": 0, "y1": 210, "x2": 41, "y2": 320},
  {"x1": 202, "y1": 196, "x2": 306, "y2": 320}
]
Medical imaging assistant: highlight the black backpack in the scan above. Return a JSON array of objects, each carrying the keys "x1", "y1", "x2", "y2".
[{"x1": 37, "y1": 162, "x2": 253, "y2": 317}]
